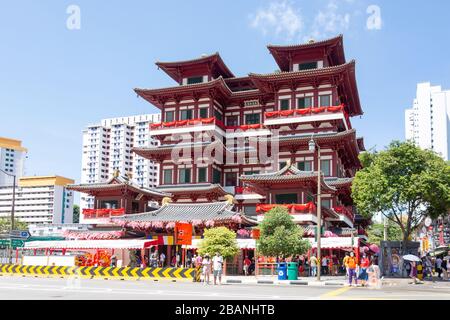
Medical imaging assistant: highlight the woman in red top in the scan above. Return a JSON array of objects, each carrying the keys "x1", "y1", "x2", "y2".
[{"x1": 358, "y1": 254, "x2": 370, "y2": 286}]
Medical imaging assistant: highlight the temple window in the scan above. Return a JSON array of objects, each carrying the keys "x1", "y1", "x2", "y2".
[
  {"x1": 199, "y1": 108, "x2": 209, "y2": 119},
  {"x1": 297, "y1": 97, "x2": 313, "y2": 109},
  {"x1": 165, "y1": 111, "x2": 174, "y2": 122},
  {"x1": 319, "y1": 95, "x2": 331, "y2": 107},
  {"x1": 298, "y1": 61, "x2": 318, "y2": 71},
  {"x1": 178, "y1": 168, "x2": 191, "y2": 183},
  {"x1": 297, "y1": 161, "x2": 312, "y2": 171},
  {"x1": 321, "y1": 159, "x2": 331, "y2": 176},
  {"x1": 180, "y1": 109, "x2": 193, "y2": 120},
  {"x1": 279, "y1": 99, "x2": 290, "y2": 110},
  {"x1": 226, "y1": 115, "x2": 239, "y2": 126},
  {"x1": 279, "y1": 161, "x2": 287, "y2": 170},
  {"x1": 186, "y1": 76, "x2": 204, "y2": 85},
  {"x1": 163, "y1": 169, "x2": 173, "y2": 184},
  {"x1": 275, "y1": 193, "x2": 298, "y2": 204},
  {"x1": 99, "y1": 200, "x2": 118, "y2": 209},
  {"x1": 245, "y1": 113, "x2": 260, "y2": 125},
  {"x1": 214, "y1": 110, "x2": 223, "y2": 121},
  {"x1": 212, "y1": 168, "x2": 221, "y2": 184},
  {"x1": 321, "y1": 199, "x2": 332, "y2": 209},
  {"x1": 197, "y1": 167, "x2": 207, "y2": 183},
  {"x1": 224, "y1": 172, "x2": 237, "y2": 187}
]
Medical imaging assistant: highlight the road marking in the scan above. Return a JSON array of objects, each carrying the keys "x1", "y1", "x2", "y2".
[{"x1": 320, "y1": 286, "x2": 352, "y2": 299}]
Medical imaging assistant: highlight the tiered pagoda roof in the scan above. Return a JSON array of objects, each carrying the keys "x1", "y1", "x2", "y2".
[
  {"x1": 112, "y1": 201, "x2": 257, "y2": 225},
  {"x1": 67, "y1": 175, "x2": 170, "y2": 199},
  {"x1": 156, "y1": 183, "x2": 230, "y2": 199}
]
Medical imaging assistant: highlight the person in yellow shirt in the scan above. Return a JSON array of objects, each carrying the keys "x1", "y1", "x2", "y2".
[{"x1": 342, "y1": 252, "x2": 350, "y2": 278}]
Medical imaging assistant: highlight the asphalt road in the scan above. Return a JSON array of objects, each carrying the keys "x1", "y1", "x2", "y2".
[{"x1": 0, "y1": 275, "x2": 449, "y2": 300}]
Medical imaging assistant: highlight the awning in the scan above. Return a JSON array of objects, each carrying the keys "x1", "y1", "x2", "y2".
[
  {"x1": 23, "y1": 239, "x2": 158, "y2": 250},
  {"x1": 186, "y1": 238, "x2": 256, "y2": 249},
  {"x1": 307, "y1": 237, "x2": 359, "y2": 249}
]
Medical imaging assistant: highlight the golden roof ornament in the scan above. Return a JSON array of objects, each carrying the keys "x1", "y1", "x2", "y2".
[
  {"x1": 162, "y1": 197, "x2": 172, "y2": 206},
  {"x1": 224, "y1": 194, "x2": 234, "y2": 205},
  {"x1": 113, "y1": 169, "x2": 120, "y2": 178}
]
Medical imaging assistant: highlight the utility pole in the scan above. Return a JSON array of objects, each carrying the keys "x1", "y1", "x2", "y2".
[
  {"x1": 383, "y1": 214, "x2": 388, "y2": 241},
  {"x1": 0, "y1": 169, "x2": 17, "y2": 264}
]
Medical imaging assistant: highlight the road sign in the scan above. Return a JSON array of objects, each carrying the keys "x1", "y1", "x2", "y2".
[
  {"x1": 10, "y1": 239, "x2": 25, "y2": 248},
  {"x1": 9, "y1": 230, "x2": 31, "y2": 240},
  {"x1": 0, "y1": 239, "x2": 10, "y2": 247}
]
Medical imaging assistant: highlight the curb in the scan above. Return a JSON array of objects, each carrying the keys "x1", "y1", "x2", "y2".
[{"x1": 225, "y1": 279, "x2": 346, "y2": 287}]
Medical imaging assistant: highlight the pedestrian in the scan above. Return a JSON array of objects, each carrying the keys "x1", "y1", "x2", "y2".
[
  {"x1": 343, "y1": 252, "x2": 350, "y2": 278},
  {"x1": 176, "y1": 252, "x2": 181, "y2": 268},
  {"x1": 212, "y1": 252, "x2": 224, "y2": 285},
  {"x1": 309, "y1": 255, "x2": 318, "y2": 277},
  {"x1": 195, "y1": 254, "x2": 203, "y2": 268},
  {"x1": 191, "y1": 254, "x2": 197, "y2": 268},
  {"x1": 367, "y1": 256, "x2": 382, "y2": 289},
  {"x1": 409, "y1": 261, "x2": 419, "y2": 284},
  {"x1": 202, "y1": 254, "x2": 211, "y2": 285},
  {"x1": 249, "y1": 258, "x2": 255, "y2": 275},
  {"x1": 321, "y1": 256, "x2": 328, "y2": 276},
  {"x1": 243, "y1": 256, "x2": 251, "y2": 276},
  {"x1": 347, "y1": 251, "x2": 358, "y2": 286},
  {"x1": 358, "y1": 253, "x2": 370, "y2": 287},
  {"x1": 435, "y1": 256, "x2": 443, "y2": 279},
  {"x1": 159, "y1": 251, "x2": 166, "y2": 267},
  {"x1": 110, "y1": 255, "x2": 117, "y2": 267},
  {"x1": 441, "y1": 258, "x2": 447, "y2": 280},
  {"x1": 424, "y1": 255, "x2": 433, "y2": 280}
]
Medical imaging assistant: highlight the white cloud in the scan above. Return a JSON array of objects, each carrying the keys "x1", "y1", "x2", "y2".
[
  {"x1": 306, "y1": 0, "x2": 351, "y2": 41},
  {"x1": 249, "y1": 1, "x2": 303, "y2": 41}
]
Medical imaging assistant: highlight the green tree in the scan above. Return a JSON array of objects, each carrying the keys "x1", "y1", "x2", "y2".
[
  {"x1": 198, "y1": 227, "x2": 240, "y2": 259},
  {"x1": 73, "y1": 205, "x2": 80, "y2": 223},
  {"x1": 0, "y1": 218, "x2": 28, "y2": 233},
  {"x1": 352, "y1": 141, "x2": 450, "y2": 253},
  {"x1": 257, "y1": 207, "x2": 310, "y2": 259},
  {"x1": 367, "y1": 221, "x2": 402, "y2": 245}
]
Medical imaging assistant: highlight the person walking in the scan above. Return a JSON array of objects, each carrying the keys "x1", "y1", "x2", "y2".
[
  {"x1": 202, "y1": 254, "x2": 211, "y2": 285},
  {"x1": 212, "y1": 252, "x2": 224, "y2": 285},
  {"x1": 321, "y1": 256, "x2": 328, "y2": 276},
  {"x1": 347, "y1": 252, "x2": 358, "y2": 286},
  {"x1": 440, "y1": 258, "x2": 447, "y2": 281},
  {"x1": 409, "y1": 261, "x2": 419, "y2": 284},
  {"x1": 309, "y1": 255, "x2": 318, "y2": 277},
  {"x1": 159, "y1": 251, "x2": 166, "y2": 267},
  {"x1": 243, "y1": 256, "x2": 251, "y2": 276},
  {"x1": 424, "y1": 255, "x2": 433, "y2": 280},
  {"x1": 435, "y1": 256, "x2": 443, "y2": 279},
  {"x1": 176, "y1": 251, "x2": 181, "y2": 268},
  {"x1": 358, "y1": 253, "x2": 370, "y2": 287},
  {"x1": 343, "y1": 252, "x2": 350, "y2": 278}
]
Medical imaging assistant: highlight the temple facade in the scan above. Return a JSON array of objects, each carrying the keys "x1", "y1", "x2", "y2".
[{"x1": 133, "y1": 35, "x2": 369, "y2": 238}]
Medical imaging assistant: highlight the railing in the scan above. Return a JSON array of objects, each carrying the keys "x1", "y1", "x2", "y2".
[
  {"x1": 332, "y1": 206, "x2": 355, "y2": 221},
  {"x1": 82, "y1": 208, "x2": 125, "y2": 219},
  {"x1": 149, "y1": 117, "x2": 267, "y2": 132},
  {"x1": 234, "y1": 186, "x2": 255, "y2": 194},
  {"x1": 256, "y1": 202, "x2": 316, "y2": 214},
  {"x1": 264, "y1": 105, "x2": 351, "y2": 128}
]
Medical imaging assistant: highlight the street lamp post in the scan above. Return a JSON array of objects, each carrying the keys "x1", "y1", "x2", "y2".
[
  {"x1": 0, "y1": 169, "x2": 16, "y2": 263},
  {"x1": 309, "y1": 137, "x2": 322, "y2": 281}
]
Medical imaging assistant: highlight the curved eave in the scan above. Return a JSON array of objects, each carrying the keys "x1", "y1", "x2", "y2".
[
  {"x1": 132, "y1": 141, "x2": 224, "y2": 160},
  {"x1": 249, "y1": 60, "x2": 362, "y2": 116},
  {"x1": 156, "y1": 184, "x2": 230, "y2": 196},
  {"x1": 67, "y1": 183, "x2": 170, "y2": 199},
  {"x1": 134, "y1": 77, "x2": 232, "y2": 109},
  {"x1": 155, "y1": 53, "x2": 234, "y2": 83},
  {"x1": 267, "y1": 35, "x2": 345, "y2": 70}
]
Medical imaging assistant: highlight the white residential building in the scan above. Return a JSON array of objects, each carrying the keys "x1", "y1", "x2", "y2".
[
  {"x1": 0, "y1": 137, "x2": 27, "y2": 185},
  {"x1": 405, "y1": 82, "x2": 450, "y2": 160},
  {"x1": 0, "y1": 176, "x2": 74, "y2": 225},
  {"x1": 80, "y1": 114, "x2": 161, "y2": 210}
]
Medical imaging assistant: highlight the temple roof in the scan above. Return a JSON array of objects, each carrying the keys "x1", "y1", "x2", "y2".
[
  {"x1": 67, "y1": 175, "x2": 170, "y2": 199},
  {"x1": 249, "y1": 60, "x2": 362, "y2": 116},
  {"x1": 324, "y1": 177, "x2": 354, "y2": 187},
  {"x1": 156, "y1": 53, "x2": 234, "y2": 84},
  {"x1": 112, "y1": 201, "x2": 257, "y2": 225},
  {"x1": 156, "y1": 183, "x2": 229, "y2": 196},
  {"x1": 133, "y1": 140, "x2": 220, "y2": 160},
  {"x1": 240, "y1": 163, "x2": 336, "y2": 192},
  {"x1": 267, "y1": 35, "x2": 346, "y2": 71}
]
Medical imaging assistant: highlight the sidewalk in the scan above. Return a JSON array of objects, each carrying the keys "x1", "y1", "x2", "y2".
[{"x1": 223, "y1": 275, "x2": 347, "y2": 287}]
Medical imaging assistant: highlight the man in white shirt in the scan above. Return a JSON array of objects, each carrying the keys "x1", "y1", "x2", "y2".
[
  {"x1": 159, "y1": 252, "x2": 166, "y2": 267},
  {"x1": 212, "y1": 252, "x2": 223, "y2": 285}
]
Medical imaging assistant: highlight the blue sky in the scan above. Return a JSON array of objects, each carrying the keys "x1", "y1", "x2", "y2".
[{"x1": 1, "y1": 0, "x2": 450, "y2": 194}]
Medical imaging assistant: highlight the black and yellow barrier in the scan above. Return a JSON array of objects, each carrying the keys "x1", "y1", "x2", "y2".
[
  {"x1": 193, "y1": 266, "x2": 202, "y2": 282},
  {"x1": 0, "y1": 264, "x2": 194, "y2": 280}
]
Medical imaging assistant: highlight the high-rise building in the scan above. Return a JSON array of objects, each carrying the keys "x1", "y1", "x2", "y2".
[
  {"x1": 405, "y1": 82, "x2": 450, "y2": 160},
  {"x1": 0, "y1": 137, "x2": 27, "y2": 185},
  {"x1": 0, "y1": 175, "x2": 74, "y2": 225},
  {"x1": 80, "y1": 114, "x2": 161, "y2": 210}
]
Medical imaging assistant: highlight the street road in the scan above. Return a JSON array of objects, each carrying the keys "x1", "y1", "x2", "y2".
[{"x1": 0, "y1": 275, "x2": 449, "y2": 300}]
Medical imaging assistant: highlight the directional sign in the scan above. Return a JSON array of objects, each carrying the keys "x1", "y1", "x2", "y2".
[
  {"x1": 0, "y1": 239, "x2": 10, "y2": 247},
  {"x1": 9, "y1": 230, "x2": 31, "y2": 240},
  {"x1": 10, "y1": 239, "x2": 25, "y2": 248}
]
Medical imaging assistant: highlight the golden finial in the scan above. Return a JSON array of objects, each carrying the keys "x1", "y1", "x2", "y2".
[
  {"x1": 162, "y1": 197, "x2": 172, "y2": 206},
  {"x1": 113, "y1": 169, "x2": 120, "y2": 178},
  {"x1": 224, "y1": 194, "x2": 234, "y2": 205}
]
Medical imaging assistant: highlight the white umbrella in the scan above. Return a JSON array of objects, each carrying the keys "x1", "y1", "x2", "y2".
[{"x1": 402, "y1": 254, "x2": 421, "y2": 262}]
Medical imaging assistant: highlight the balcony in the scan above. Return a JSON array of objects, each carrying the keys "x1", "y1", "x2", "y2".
[
  {"x1": 82, "y1": 208, "x2": 125, "y2": 219},
  {"x1": 149, "y1": 117, "x2": 226, "y2": 136},
  {"x1": 234, "y1": 186, "x2": 265, "y2": 201},
  {"x1": 263, "y1": 105, "x2": 351, "y2": 129},
  {"x1": 256, "y1": 203, "x2": 318, "y2": 224},
  {"x1": 330, "y1": 206, "x2": 354, "y2": 228}
]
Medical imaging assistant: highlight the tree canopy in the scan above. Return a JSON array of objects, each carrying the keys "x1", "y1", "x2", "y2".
[
  {"x1": 367, "y1": 221, "x2": 403, "y2": 245},
  {"x1": 257, "y1": 206, "x2": 310, "y2": 258},
  {"x1": 352, "y1": 141, "x2": 450, "y2": 250},
  {"x1": 0, "y1": 218, "x2": 28, "y2": 233},
  {"x1": 198, "y1": 227, "x2": 240, "y2": 259},
  {"x1": 73, "y1": 205, "x2": 80, "y2": 223}
]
